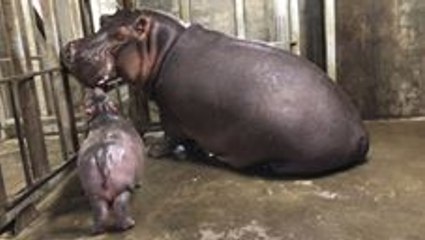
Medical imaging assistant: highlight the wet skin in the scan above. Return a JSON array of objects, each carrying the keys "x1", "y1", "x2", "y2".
[
  {"x1": 78, "y1": 88, "x2": 145, "y2": 234},
  {"x1": 62, "y1": 9, "x2": 369, "y2": 177}
]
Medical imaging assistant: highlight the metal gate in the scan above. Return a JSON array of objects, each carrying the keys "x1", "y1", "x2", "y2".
[{"x1": 0, "y1": 0, "x2": 89, "y2": 233}]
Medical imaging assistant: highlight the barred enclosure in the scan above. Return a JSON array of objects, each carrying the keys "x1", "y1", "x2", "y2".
[
  {"x1": 0, "y1": 0, "x2": 336, "y2": 232},
  {"x1": 0, "y1": 0, "x2": 87, "y2": 233},
  {"x1": 1, "y1": 0, "x2": 424, "y2": 238}
]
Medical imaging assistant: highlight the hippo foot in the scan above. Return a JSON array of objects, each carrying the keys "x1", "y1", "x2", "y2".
[
  {"x1": 91, "y1": 224, "x2": 107, "y2": 235},
  {"x1": 115, "y1": 217, "x2": 135, "y2": 231},
  {"x1": 148, "y1": 140, "x2": 174, "y2": 158}
]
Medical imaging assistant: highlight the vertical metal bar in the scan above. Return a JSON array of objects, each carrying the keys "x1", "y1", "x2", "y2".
[
  {"x1": 18, "y1": 78, "x2": 50, "y2": 179},
  {"x1": 48, "y1": 0, "x2": 80, "y2": 155},
  {"x1": 179, "y1": 0, "x2": 191, "y2": 22},
  {"x1": 13, "y1": 0, "x2": 32, "y2": 71},
  {"x1": 79, "y1": 0, "x2": 94, "y2": 36},
  {"x1": 22, "y1": 0, "x2": 50, "y2": 116},
  {"x1": 7, "y1": 82, "x2": 33, "y2": 186},
  {"x1": 90, "y1": 0, "x2": 102, "y2": 31},
  {"x1": 0, "y1": 1, "x2": 14, "y2": 120},
  {"x1": 0, "y1": 163, "x2": 8, "y2": 210},
  {"x1": 61, "y1": 71, "x2": 79, "y2": 152},
  {"x1": 289, "y1": 0, "x2": 301, "y2": 55},
  {"x1": 115, "y1": 85, "x2": 124, "y2": 115},
  {"x1": 234, "y1": 0, "x2": 246, "y2": 39},
  {"x1": 324, "y1": 0, "x2": 336, "y2": 81},
  {"x1": 274, "y1": 0, "x2": 291, "y2": 50},
  {"x1": 47, "y1": 71, "x2": 68, "y2": 161},
  {"x1": 30, "y1": 0, "x2": 58, "y2": 116}
]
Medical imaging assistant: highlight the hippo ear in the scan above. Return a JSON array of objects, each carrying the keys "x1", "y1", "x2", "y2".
[
  {"x1": 100, "y1": 14, "x2": 112, "y2": 27},
  {"x1": 133, "y1": 16, "x2": 151, "y2": 39}
]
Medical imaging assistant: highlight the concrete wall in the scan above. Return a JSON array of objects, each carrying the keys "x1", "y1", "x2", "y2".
[
  {"x1": 336, "y1": 0, "x2": 425, "y2": 119},
  {"x1": 298, "y1": 0, "x2": 325, "y2": 70},
  {"x1": 138, "y1": 0, "x2": 326, "y2": 68}
]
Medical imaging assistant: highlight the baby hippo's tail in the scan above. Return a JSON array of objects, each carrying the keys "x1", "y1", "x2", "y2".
[{"x1": 94, "y1": 146, "x2": 111, "y2": 190}]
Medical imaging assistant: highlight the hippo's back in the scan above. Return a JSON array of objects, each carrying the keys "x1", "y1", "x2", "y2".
[
  {"x1": 78, "y1": 119, "x2": 143, "y2": 200},
  {"x1": 156, "y1": 25, "x2": 368, "y2": 174}
]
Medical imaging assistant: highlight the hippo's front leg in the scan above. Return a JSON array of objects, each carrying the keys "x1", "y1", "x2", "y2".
[
  {"x1": 147, "y1": 108, "x2": 188, "y2": 158},
  {"x1": 89, "y1": 197, "x2": 109, "y2": 235},
  {"x1": 147, "y1": 135, "x2": 180, "y2": 158},
  {"x1": 112, "y1": 191, "x2": 135, "y2": 231}
]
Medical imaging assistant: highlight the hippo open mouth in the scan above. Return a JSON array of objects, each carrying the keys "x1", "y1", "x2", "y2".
[{"x1": 61, "y1": 38, "x2": 119, "y2": 89}]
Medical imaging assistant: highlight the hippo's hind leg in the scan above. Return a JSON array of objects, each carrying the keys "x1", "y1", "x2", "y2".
[
  {"x1": 112, "y1": 191, "x2": 135, "y2": 231},
  {"x1": 89, "y1": 197, "x2": 109, "y2": 235}
]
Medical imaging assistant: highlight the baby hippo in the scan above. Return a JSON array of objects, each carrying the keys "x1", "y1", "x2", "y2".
[{"x1": 78, "y1": 88, "x2": 144, "y2": 234}]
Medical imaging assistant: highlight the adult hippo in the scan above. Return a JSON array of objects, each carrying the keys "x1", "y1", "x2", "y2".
[{"x1": 61, "y1": 8, "x2": 369, "y2": 176}]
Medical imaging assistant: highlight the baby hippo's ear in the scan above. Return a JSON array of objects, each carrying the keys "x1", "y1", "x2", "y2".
[
  {"x1": 100, "y1": 14, "x2": 112, "y2": 28},
  {"x1": 132, "y1": 16, "x2": 151, "y2": 40}
]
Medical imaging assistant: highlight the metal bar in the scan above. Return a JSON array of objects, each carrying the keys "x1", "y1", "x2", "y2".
[
  {"x1": 7, "y1": 82, "x2": 33, "y2": 186},
  {"x1": 115, "y1": 85, "x2": 124, "y2": 115},
  {"x1": 79, "y1": 0, "x2": 94, "y2": 36},
  {"x1": 324, "y1": 0, "x2": 336, "y2": 81},
  {"x1": 234, "y1": 0, "x2": 246, "y2": 38},
  {"x1": 289, "y1": 0, "x2": 300, "y2": 55},
  {"x1": 179, "y1": 0, "x2": 191, "y2": 22},
  {"x1": 0, "y1": 0, "x2": 16, "y2": 120},
  {"x1": 118, "y1": 0, "x2": 135, "y2": 9},
  {"x1": 23, "y1": 0, "x2": 54, "y2": 116},
  {"x1": 274, "y1": 0, "x2": 291, "y2": 50},
  {"x1": 0, "y1": 67, "x2": 60, "y2": 84},
  {"x1": 61, "y1": 71, "x2": 79, "y2": 152},
  {"x1": 47, "y1": 71, "x2": 68, "y2": 161},
  {"x1": 41, "y1": 0, "x2": 61, "y2": 56},
  {"x1": 13, "y1": 0, "x2": 32, "y2": 71},
  {"x1": 18, "y1": 78, "x2": 50, "y2": 179},
  {"x1": 0, "y1": 163, "x2": 9, "y2": 209},
  {"x1": 0, "y1": 157, "x2": 74, "y2": 232},
  {"x1": 5, "y1": 154, "x2": 76, "y2": 210}
]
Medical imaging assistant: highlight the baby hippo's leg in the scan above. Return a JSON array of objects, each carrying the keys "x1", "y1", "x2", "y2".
[
  {"x1": 89, "y1": 197, "x2": 109, "y2": 235},
  {"x1": 112, "y1": 191, "x2": 135, "y2": 231}
]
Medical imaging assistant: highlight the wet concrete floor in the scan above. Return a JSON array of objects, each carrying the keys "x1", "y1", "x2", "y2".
[{"x1": 10, "y1": 120, "x2": 425, "y2": 240}]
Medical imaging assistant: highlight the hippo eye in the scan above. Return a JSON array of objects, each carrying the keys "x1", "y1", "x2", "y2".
[
  {"x1": 111, "y1": 26, "x2": 129, "y2": 42},
  {"x1": 113, "y1": 31, "x2": 126, "y2": 42}
]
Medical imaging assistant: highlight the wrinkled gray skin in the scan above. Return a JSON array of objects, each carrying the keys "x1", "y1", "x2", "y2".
[
  {"x1": 63, "y1": 9, "x2": 369, "y2": 176},
  {"x1": 78, "y1": 88, "x2": 144, "y2": 234}
]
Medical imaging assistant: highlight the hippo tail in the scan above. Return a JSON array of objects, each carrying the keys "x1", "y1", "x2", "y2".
[{"x1": 94, "y1": 148, "x2": 111, "y2": 190}]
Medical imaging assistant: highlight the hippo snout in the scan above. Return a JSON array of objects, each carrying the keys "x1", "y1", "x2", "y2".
[{"x1": 61, "y1": 36, "x2": 118, "y2": 88}]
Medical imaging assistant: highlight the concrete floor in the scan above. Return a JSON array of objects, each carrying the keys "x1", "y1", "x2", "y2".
[
  {"x1": 0, "y1": 136, "x2": 64, "y2": 196},
  {"x1": 11, "y1": 120, "x2": 425, "y2": 240}
]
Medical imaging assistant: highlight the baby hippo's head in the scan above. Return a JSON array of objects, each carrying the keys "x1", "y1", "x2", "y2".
[{"x1": 84, "y1": 87, "x2": 118, "y2": 120}]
